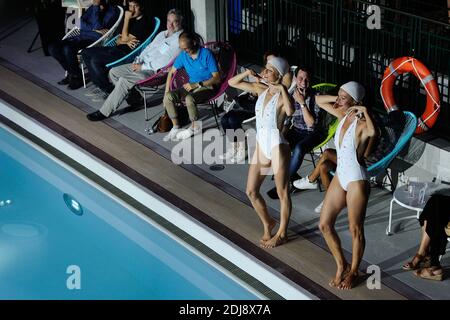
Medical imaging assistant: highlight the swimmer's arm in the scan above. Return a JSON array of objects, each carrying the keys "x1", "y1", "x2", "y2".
[
  {"x1": 361, "y1": 106, "x2": 376, "y2": 139},
  {"x1": 228, "y1": 69, "x2": 264, "y2": 95},
  {"x1": 353, "y1": 106, "x2": 376, "y2": 147},
  {"x1": 316, "y1": 95, "x2": 342, "y2": 118},
  {"x1": 276, "y1": 84, "x2": 294, "y2": 116}
]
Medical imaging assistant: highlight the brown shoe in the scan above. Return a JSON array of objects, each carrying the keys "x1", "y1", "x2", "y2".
[
  {"x1": 402, "y1": 253, "x2": 430, "y2": 271},
  {"x1": 414, "y1": 267, "x2": 443, "y2": 281}
]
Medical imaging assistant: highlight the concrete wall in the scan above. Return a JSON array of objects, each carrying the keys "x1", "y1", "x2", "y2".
[{"x1": 190, "y1": 0, "x2": 217, "y2": 42}]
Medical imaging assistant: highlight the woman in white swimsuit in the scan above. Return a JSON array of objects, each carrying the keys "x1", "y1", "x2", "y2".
[
  {"x1": 316, "y1": 81, "x2": 376, "y2": 290},
  {"x1": 228, "y1": 57, "x2": 294, "y2": 248}
]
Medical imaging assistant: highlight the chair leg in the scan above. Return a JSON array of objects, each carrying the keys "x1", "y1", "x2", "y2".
[
  {"x1": 143, "y1": 91, "x2": 148, "y2": 121},
  {"x1": 81, "y1": 63, "x2": 86, "y2": 88},
  {"x1": 386, "y1": 169, "x2": 395, "y2": 193},
  {"x1": 310, "y1": 152, "x2": 317, "y2": 168},
  {"x1": 211, "y1": 101, "x2": 223, "y2": 135}
]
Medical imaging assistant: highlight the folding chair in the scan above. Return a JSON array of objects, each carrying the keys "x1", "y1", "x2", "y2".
[
  {"x1": 169, "y1": 41, "x2": 237, "y2": 132},
  {"x1": 104, "y1": 17, "x2": 161, "y2": 69},
  {"x1": 62, "y1": 5, "x2": 124, "y2": 88},
  {"x1": 134, "y1": 58, "x2": 177, "y2": 133}
]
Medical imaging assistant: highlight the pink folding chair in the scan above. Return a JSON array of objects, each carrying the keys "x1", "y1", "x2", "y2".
[
  {"x1": 135, "y1": 58, "x2": 177, "y2": 132},
  {"x1": 169, "y1": 41, "x2": 237, "y2": 132}
]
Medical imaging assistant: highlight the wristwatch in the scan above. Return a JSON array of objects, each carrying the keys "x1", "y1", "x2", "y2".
[
  {"x1": 300, "y1": 103, "x2": 306, "y2": 108},
  {"x1": 198, "y1": 81, "x2": 204, "y2": 88}
]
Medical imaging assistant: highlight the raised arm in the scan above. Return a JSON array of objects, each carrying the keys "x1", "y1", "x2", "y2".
[
  {"x1": 228, "y1": 69, "x2": 264, "y2": 95},
  {"x1": 348, "y1": 105, "x2": 377, "y2": 143},
  {"x1": 359, "y1": 106, "x2": 376, "y2": 139},
  {"x1": 315, "y1": 95, "x2": 343, "y2": 119},
  {"x1": 278, "y1": 84, "x2": 294, "y2": 116}
]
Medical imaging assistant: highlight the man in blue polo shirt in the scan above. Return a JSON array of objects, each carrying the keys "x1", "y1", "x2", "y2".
[{"x1": 163, "y1": 31, "x2": 221, "y2": 141}]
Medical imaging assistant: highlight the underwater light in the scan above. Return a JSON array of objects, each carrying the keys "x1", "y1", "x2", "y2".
[
  {"x1": 0, "y1": 200, "x2": 12, "y2": 206},
  {"x1": 63, "y1": 194, "x2": 83, "y2": 216}
]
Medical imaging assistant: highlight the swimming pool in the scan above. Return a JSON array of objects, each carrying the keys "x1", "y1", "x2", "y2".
[
  {"x1": 0, "y1": 98, "x2": 314, "y2": 300},
  {"x1": 0, "y1": 125, "x2": 263, "y2": 299}
]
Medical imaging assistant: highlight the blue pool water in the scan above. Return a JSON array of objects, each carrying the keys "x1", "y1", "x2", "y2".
[{"x1": 0, "y1": 126, "x2": 259, "y2": 299}]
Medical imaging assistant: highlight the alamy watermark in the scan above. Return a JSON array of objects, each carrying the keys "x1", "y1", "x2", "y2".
[
  {"x1": 366, "y1": 265, "x2": 381, "y2": 290},
  {"x1": 367, "y1": 5, "x2": 382, "y2": 30},
  {"x1": 169, "y1": 124, "x2": 283, "y2": 176},
  {"x1": 66, "y1": 265, "x2": 81, "y2": 290}
]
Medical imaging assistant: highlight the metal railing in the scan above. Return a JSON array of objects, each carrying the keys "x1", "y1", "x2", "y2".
[{"x1": 218, "y1": 0, "x2": 450, "y2": 138}]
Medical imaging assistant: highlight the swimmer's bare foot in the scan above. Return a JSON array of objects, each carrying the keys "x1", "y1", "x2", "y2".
[
  {"x1": 260, "y1": 234, "x2": 288, "y2": 248},
  {"x1": 260, "y1": 218, "x2": 277, "y2": 244},
  {"x1": 329, "y1": 264, "x2": 350, "y2": 288},
  {"x1": 339, "y1": 270, "x2": 358, "y2": 290}
]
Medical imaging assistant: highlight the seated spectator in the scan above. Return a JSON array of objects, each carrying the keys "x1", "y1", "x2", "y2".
[
  {"x1": 402, "y1": 191, "x2": 450, "y2": 281},
  {"x1": 86, "y1": 9, "x2": 184, "y2": 121},
  {"x1": 219, "y1": 50, "x2": 293, "y2": 164},
  {"x1": 48, "y1": 0, "x2": 118, "y2": 89},
  {"x1": 163, "y1": 32, "x2": 221, "y2": 141},
  {"x1": 267, "y1": 66, "x2": 326, "y2": 199},
  {"x1": 81, "y1": 0, "x2": 151, "y2": 96}
]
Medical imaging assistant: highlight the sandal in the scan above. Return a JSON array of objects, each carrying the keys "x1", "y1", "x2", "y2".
[
  {"x1": 414, "y1": 267, "x2": 443, "y2": 281},
  {"x1": 402, "y1": 254, "x2": 430, "y2": 271}
]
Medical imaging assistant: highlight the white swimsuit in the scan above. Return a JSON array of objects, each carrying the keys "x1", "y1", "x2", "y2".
[
  {"x1": 255, "y1": 89, "x2": 288, "y2": 160},
  {"x1": 335, "y1": 114, "x2": 368, "y2": 191}
]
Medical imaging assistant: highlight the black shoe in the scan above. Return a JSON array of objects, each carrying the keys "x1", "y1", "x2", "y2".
[
  {"x1": 290, "y1": 173, "x2": 301, "y2": 183},
  {"x1": 267, "y1": 183, "x2": 298, "y2": 200},
  {"x1": 57, "y1": 75, "x2": 70, "y2": 85},
  {"x1": 267, "y1": 187, "x2": 279, "y2": 200},
  {"x1": 126, "y1": 87, "x2": 143, "y2": 105},
  {"x1": 86, "y1": 111, "x2": 107, "y2": 122},
  {"x1": 68, "y1": 76, "x2": 83, "y2": 90}
]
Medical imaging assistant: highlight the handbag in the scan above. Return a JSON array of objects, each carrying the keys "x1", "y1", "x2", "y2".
[{"x1": 152, "y1": 112, "x2": 173, "y2": 133}]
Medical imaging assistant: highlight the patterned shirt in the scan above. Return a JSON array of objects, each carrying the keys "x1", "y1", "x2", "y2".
[{"x1": 291, "y1": 92, "x2": 323, "y2": 132}]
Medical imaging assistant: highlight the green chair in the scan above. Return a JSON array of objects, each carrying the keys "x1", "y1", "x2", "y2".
[{"x1": 307, "y1": 83, "x2": 337, "y2": 191}]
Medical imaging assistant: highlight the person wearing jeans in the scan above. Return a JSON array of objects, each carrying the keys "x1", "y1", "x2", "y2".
[
  {"x1": 81, "y1": 0, "x2": 151, "y2": 99},
  {"x1": 267, "y1": 66, "x2": 325, "y2": 199},
  {"x1": 48, "y1": 0, "x2": 118, "y2": 89}
]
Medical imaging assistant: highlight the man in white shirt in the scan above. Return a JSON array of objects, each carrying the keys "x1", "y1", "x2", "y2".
[{"x1": 87, "y1": 9, "x2": 183, "y2": 121}]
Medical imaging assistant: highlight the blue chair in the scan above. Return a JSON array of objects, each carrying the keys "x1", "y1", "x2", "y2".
[
  {"x1": 367, "y1": 111, "x2": 417, "y2": 186},
  {"x1": 104, "y1": 17, "x2": 161, "y2": 69}
]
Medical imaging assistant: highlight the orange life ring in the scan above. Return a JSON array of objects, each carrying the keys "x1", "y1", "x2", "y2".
[{"x1": 380, "y1": 57, "x2": 441, "y2": 134}]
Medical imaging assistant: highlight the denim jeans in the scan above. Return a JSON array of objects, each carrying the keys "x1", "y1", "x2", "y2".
[
  {"x1": 221, "y1": 110, "x2": 255, "y2": 142},
  {"x1": 286, "y1": 127, "x2": 324, "y2": 179},
  {"x1": 81, "y1": 46, "x2": 127, "y2": 92},
  {"x1": 48, "y1": 37, "x2": 92, "y2": 76}
]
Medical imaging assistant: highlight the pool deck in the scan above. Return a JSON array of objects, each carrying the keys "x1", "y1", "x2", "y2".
[{"x1": 0, "y1": 17, "x2": 449, "y2": 300}]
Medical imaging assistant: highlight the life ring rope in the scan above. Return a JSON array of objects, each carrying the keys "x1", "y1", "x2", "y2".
[
  {"x1": 410, "y1": 59, "x2": 441, "y2": 126},
  {"x1": 380, "y1": 57, "x2": 441, "y2": 133}
]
